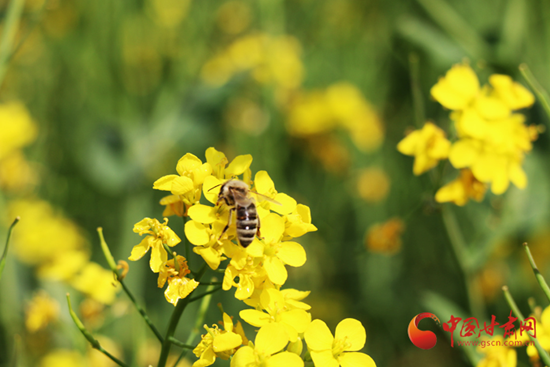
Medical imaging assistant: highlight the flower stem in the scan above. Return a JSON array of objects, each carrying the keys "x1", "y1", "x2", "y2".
[
  {"x1": 502, "y1": 286, "x2": 550, "y2": 366},
  {"x1": 523, "y1": 242, "x2": 550, "y2": 304},
  {"x1": 97, "y1": 228, "x2": 164, "y2": 343},
  {"x1": 66, "y1": 294, "x2": 128, "y2": 367},
  {"x1": 441, "y1": 205, "x2": 485, "y2": 320},
  {"x1": 519, "y1": 63, "x2": 550, "y2": 122},
  {"x1": 0, "y1": 0, "x2": 25, "y2": 88},
  {"x1": 0, "y1": 217, "x2": 19, "y2": 282},
  {"x1": 157, "y1": 263, "x2": 208, "y2": 367},
  {"x1": 167, "y1": 337, "x2": 195, "y2": 349},
  {"x1": 188, "y1": 286, "x2": 222, "y2": 303}
]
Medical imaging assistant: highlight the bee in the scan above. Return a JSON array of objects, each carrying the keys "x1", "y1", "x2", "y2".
[{"x1": 214, "y1": 179, "x2": 279, "y2": 248}]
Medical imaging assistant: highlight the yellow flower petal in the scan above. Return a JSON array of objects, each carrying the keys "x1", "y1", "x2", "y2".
[
  {"x1": 266, "y1": 351, "x2": 304, "y2": 367},
  {"x1": 254, "y1": 170, "x2": 276, "y2": 195},
  {"x1": 335, "y1": 318, "x2": 366, "y2": 352},
  {"x1": 277, "y1": 241, "x2": 306, "y2": 267},
  {"x1": 490, "y1": 74, "x2": 535, "y2": 110},
  {"x1": 435, "y1": 179, "x2": 468, "y2": 206},
  {"x1": 230, "y1": 346, "x2": 255, "y2": 367},
  {"x1": 171, "y1": 176, "x2": 195, "y2": 195},
  {"x1": 235, "y1": 275, "x2": 255, "y2": 300},
  {"x1": 188, "y1": 204, "x2": 218, "y2": 224},
  {"x1": 305, "y1": 319, "x2": 334, "y2": 351},
  {"x1": 280, "y1": 309, "x2": 311, "y2": 334},
  {"x1": 153, "y1": 174, "x2": 179, "y2": 191},
  {"x1": 150, "y1": 241, "x2": 167, "y2": 272},
  {"x1": 128, "y1": 236, "x2": 152, "y2": 261},
  {"x1": 271, "y1": 193, "x2": 297, "y2": 215},
  {"x1": 311, "y1": 350, "x2": 339, "y2": 367},
  {"x1": 193, "y1": 247, "x2": 221, "y2": 270},
  {"x1": 225, "y1": 154, "x2": 253, "y2": 178},
  {"x1": 240, "y1": 309, "x2": 271, "y2": 327},
  {"x1": 176, "y1": 153, "x2": 202, "y2": 176},
  {"x1": 213, "y1": 332, "x2": 242, "y2": 352},
  {"x1": 264, "y1": 255, "x2": 288, "y2": 285},
  {"x1": 255, "y1": 323, "x2": 289, "y2": 355},
  {"x1": 474, "y1": 94, "x2": 510, "y2": 120},
  {"x1": 193, "y1": 163, "x2": 213, "y2": 186},
  {"x1": 262, "y1": 213, "x2": 285, "y2": 243},
  {"x1": 339, "y1": 352, "x2": 376, "y2": 367},
  {"x1": 449, "y1": 140, "x2": 479, "y2": 168},
  {"x1": 430, "y1": 64, "x2": 479, "y2": 110},
  {"x1": 185, "y1": 221, "x2": 211, "y2": 246},
  {"x1": 396, "y1": 130, "x2": 421, "y2": 156},
  {"x1": 203, "y1": 175, "x2": 222, "y2": 204}
]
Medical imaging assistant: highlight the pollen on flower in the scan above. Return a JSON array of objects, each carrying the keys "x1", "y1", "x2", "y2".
[{"x1": 158, "y1": 256, "x2": 199, "y2": 306}]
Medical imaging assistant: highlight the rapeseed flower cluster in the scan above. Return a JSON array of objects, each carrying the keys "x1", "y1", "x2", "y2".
[
  {"x1": 200, "y1": 33, "x2": 303, "y2": 93},
  {"x1": 398, "y1": 63, "x2": 537, "y2": 205},
  {"x1": 129, "y1": 147, "x2": 376, "y2": 367}
]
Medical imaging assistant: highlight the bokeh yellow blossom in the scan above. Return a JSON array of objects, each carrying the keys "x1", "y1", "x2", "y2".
[
  {"x1": 476, "y1": 336, "x2": 516, "y2": 367},
  {"x1": 25, "y1": 291, "x2": 59, "y2": 332},
  {"x1": 129, "y1": 217, "x2": 180, "y2": 272},
  {"x1": 0, "y1": 101, "x2": 38, "y2": 160},
  {"x1": 39, "y1": 349, "x2": 86, "y2": 367},
  {"x1": 193, "y1": 312, "x2": 246, "y2": 367},
  {"x1": 365, "y1": 218, "x2": 404, "y2": 255},
  {"x1": 157, "y1": 256, "x2": 199, "y2": 306},
  {"x1": 230, "y1": 323, "x2": 304, "y2": 367},
  {"x1": 304, "y1": 318, "x2": 376, "y2": 367},
  {"x1": 397, "y1": 122, "x2": 450, "y2": 175},
  {"x1": 435, "y1": 169, "x2": 487, "y2": 206},
  {"x1": 201, "y1": 33, "x2": 303, "y2": 93},
  {"x1": 287, "y1": 82, "x2": 384, "y2": 154},
  {"x1": 357, "y1": 167, "x2": 390, "y2": 203},
  {"x1": 71, "y1": 262, "x2": 120, "y2": 304}
]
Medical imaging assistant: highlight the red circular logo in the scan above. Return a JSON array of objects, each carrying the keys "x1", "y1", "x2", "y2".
[{"x1": 408, "y1": 312, "x2": 440, "y2": 350}]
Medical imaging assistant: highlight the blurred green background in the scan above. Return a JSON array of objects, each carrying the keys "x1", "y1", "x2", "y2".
[{"x1": 1, "y1": 0, "x2": 550, "y2": 366}]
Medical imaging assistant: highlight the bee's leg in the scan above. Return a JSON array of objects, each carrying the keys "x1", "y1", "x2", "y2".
[{"x1": 218, "y1": 207, "x2": 234, "y2": 240}]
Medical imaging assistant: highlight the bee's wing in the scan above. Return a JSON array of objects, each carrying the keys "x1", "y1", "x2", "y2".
[{"x1": 250, "y1": 191, "x2": 282, "y2": 206}]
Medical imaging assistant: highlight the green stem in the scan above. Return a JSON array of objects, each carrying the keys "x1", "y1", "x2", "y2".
[
  {"x1": 441, "y1": 205, "x2": 485, "y2": 320},
  {"x1": 119, "y1": 280, "x2": 164, "y2": 343},
  {"x1": 523, "y1": 242, "x2": 550, "y2": 303},
  {"x1": 98, "y1": 228, "x2": 164, "y2": 343},
  {"x1": 519, "y1": 63, "x2": 550, "y2": 122},
  {"x1": 66, "y1": 294, "x2": 129, "y2": 367},
  {"x1": 157, "y1": 263, "x2": 208, "y2": 367},
  {"x1": 0, "y1": 217, "x2": 20, "y2": 282},
  {"x1": 188, "y1": 286, "x2": 222, "y2": 303},
  {"x1": 167, "y1": 337, "x2": 195, "y2": 349},
  {"x1": 172, "y1": 281, "x2": 218, "y2": 367},
  {"x1": 502, "y1": 286, "x2": 550, "y2": 366},
  {"x1": 0, "y1": 0, "x2": 25, "y2": 87}
]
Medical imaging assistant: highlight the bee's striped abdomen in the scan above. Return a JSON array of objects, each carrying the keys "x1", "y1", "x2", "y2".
[{"x1": 236, "y1": 203, "x2": 258, "y2": 247}]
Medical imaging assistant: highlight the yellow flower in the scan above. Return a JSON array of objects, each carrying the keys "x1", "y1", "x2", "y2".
[
  {"x1": 476, "y1": 336, "x2": 516, "y2": 367},
  {"x1": 435, "y1": 169, "x2": 487, "y2": 206},
  {"x1": 129, "y1": 217, "x2": 181, "y2": 272},
  {"x1": 71, "y1": 262, "x2": 120, "y2": 304},
  {"x1": 193, "y1": 312, "x2": 246, "y2": 367},
  {"x1": 304, "y1": 318, "x2": 376, "y2": 367},
  {"x1": 157, "y1": 255, "x2": 199, "y2": 306},
  {"x1": 154, "y1": 153, "x2": 213, "y2": 213},
  {"x1": 489, "y1": 74, "x2": 535, "y2": 110},
  {"x1": 0, "y1": 101, "x2": 38, "y2": 160},
  {"x1": 0, "y1": 150, "x2": 38, "y2": 192},
  {"x1": 283, "y1": 204, "x2": 317, "y2": 239},
  {"x1": 240, "y1": 288, "x2": 311, "y2": 342},
  {"x1": 230, "y1": 323, "x2": 304, "y2": 367},
  {"x1": 25, "y1": 291, "x2": 59, "y2": 332},
  {"x1": 397, "y1": 122, "x2": 451, "y2": 175},
  {"x1": 257, "y1": 213, "x2": 307, "y2": 285},
  {"x1": 365, "y1": 218, "x2": 404, "y2": 255}
]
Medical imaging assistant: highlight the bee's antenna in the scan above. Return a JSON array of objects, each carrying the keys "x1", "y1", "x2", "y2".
[{"x1": 208, "y1": 183, "x2": 223, "y2": 192}]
